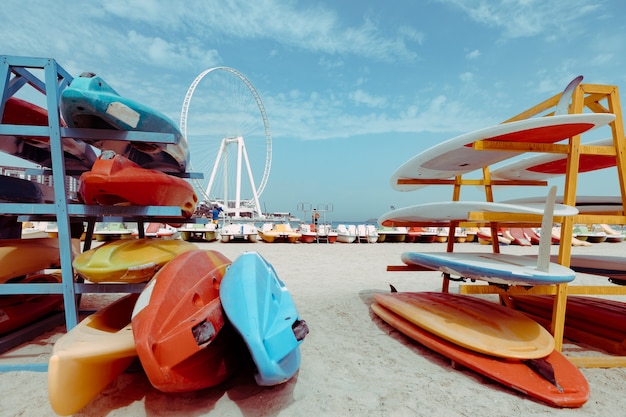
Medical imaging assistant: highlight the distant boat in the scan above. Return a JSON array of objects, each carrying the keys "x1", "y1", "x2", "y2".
[
  {"x1": 180, "y1": 222, "x2": 218, "y2": 242},
  {"x1": 336, "y1": 224, "x2": 357, "y2": 243},
  {"x1": 219, "y1": 222, "x2": 258, "y2": 243},
  {"x1": 258, "y1": 223, "x2": 301, "y2": 243}
]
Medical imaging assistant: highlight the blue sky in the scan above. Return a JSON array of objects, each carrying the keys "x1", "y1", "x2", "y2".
[{"x1": 1, "y1": 0, "x2": 625, "y2": 222}]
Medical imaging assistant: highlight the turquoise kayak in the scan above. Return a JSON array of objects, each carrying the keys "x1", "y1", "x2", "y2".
[
  {"x1": 220, "y1": 251, "x2": 309, "y2": 386},
  {"x1": 60, "y1": 72, "x2": 189, "y2": 173}
]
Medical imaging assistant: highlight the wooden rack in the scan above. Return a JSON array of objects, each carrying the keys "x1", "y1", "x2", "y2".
[
  {"x1": 390, "y1": 81, "x2": 626, "y2": 367},
  {"x1": 0, "y1": 55, "x2": 195, "y2": 371}
]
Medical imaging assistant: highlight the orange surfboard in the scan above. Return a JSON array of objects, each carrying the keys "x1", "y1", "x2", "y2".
[
  {"x1": 372, "y1": 302, "x2": 588, "y2": 408},
  {"x1": 374, "y1": 292, "x2": 554, "y2": 359}
]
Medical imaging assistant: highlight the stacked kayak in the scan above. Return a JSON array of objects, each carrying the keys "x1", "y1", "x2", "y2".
[
  {"x1": 0, "y1": 97, "x2": 97, "y2": 174},
  {"x1": 60, "y1": 72, "x2": 189, "y2": 173},
  {"x1": 47, "y1": 248, "x2": 307, "y2": 413},
  {"x1": 132, "y1": 250, "x2": 240, "y2": 392},
  {"x1": 72, "y1": 238, "x2": 197, "y2": 283},
  {"x1": 78, "y1": 151, "x2": 198, "y2": 217}
]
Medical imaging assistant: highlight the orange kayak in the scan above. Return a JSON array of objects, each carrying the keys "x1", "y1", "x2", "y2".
[
  {"x1": 132, "y1": 250, "x2": 241, "y2": 392},
  {"x1": 78, "y1": 151, "x2": 198, "y2": 217}
]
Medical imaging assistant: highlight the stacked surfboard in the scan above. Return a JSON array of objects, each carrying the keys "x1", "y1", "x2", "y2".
[{"x1": 371, "y1": 291, "x2": 589, "y2": 407}]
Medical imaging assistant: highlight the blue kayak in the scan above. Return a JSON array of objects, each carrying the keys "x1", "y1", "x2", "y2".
[
  {"x1": 60, "y1": 72, "x2": 189, "y2": 173},
  {"x1": 220, "y1": 251, "x2": 309, "y2": 386}
]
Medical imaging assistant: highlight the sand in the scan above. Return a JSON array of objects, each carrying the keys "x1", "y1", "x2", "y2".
[{"x1": 2, "y1": 240, "x2": 626, "y2": 416}]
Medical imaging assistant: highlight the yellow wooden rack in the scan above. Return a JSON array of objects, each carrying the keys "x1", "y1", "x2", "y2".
[{"x1": 389, "y1": 82, "x2": 626, "y2": 368}]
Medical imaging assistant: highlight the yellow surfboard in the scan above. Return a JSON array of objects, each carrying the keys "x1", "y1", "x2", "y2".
[
  {"x1": 48, "y1": 294, "x2": 138, "y2": 416},
  {"x1": 72, "y1": 238, "x2": 197, "y2": 283},
  {"x1": 374, "y1": 292, "x2": 554, "y2": 359}
]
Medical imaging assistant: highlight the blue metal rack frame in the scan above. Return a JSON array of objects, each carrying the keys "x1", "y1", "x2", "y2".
[{"x1": 0, "y1": 55, "x2": 190, "y2": 371}]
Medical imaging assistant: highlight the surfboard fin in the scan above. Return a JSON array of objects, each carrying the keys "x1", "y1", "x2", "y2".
[
  {"x1": 524, "y1": 358, "x2": 564, "y2": 393},
  {"x1": 555, "y1": 75, "x2": 583, "y2": 116},
  {"x1": 536, "y1": 185, "x2": 557, "y2": 272},
  {"x1": 389, "y1": 284, "x2": 398, "y2": 293}
]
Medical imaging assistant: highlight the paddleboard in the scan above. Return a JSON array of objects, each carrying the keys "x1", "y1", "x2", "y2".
[
  {"x1": 374, "y1": 292, "x2": 554, "y2": 359},
  {"x1": 390, "y1": 113, "x2": 615, "y2": 191},
  {"x1": 401, "y1": 251, "x2": 576, "y2": 286},
  {"x1": 79, "y1": 151, "x2": 198, "y2": 217},
  {"x1": 60, "y1": 72, "x2": 190, "y2": 173},
  {"x1": 510, "y1": 295, "x2": 626, "y2": 355},
  {"x1": 0, "y1": 97, "x2": 97, "y2": 173},
  {"x1": 220, "y1": 251, "x2": 309, "y2": 386},
  {"x1": 72, "y1": 238, "x2": 197, "y2": 283},
  {"x1": 371, "y1": 302, "x2": 589, "y2": 408},
  {"x1": 48, "y1": 293, "x2": 139, "y2": 416},
  {"x1": 378, "y1": 200, "x2": 578, "y2": 227},
  {"x1": 491, "y1": 137, "x2": 616, "y2": 181},
  {"x1": 543, "y1": 254, "x2": 626, "y2": 283},
  {"x1": 0, "y1": 274, "x2": 63, "y2": 335},
  {"x1": 132, "y1": 250, "x2": 240, "y2": 392}
]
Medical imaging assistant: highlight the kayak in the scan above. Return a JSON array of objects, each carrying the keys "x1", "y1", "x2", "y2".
[
  {"x1": 0, "y1": 97, "x2": 97, "y2": 173},
  {"x1": 48, "y1": 294, "x2": 139, "y2": 416},
  {"x1": 60, "y1": 72, "x2": 189, "y2": 173},
  {"x1": 220, "y1": 251, "x2": 309, "y2": 386},
  {"x1": 72, "y1": 238, "x2": 197, "y2": 283},
  {"x1": 132, "y1": 250, "x2": 241, "y2": 392},
  {"x1": 78, "y1": 151, "x2": 198, "y2": 217}
]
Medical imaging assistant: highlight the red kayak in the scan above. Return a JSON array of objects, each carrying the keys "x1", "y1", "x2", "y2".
[
  {"x1": 132, "y1": 250, "x2": 241, "y2": 392},
  {"x1": 0, "y1": 274, "x2": 63, "y2": 335},
  {"x1": 0, "y1": 97, "x2": 97, "y2": 172},
  {"x1": 79, "y1": 151, "x2": 198, "y2": 217}
]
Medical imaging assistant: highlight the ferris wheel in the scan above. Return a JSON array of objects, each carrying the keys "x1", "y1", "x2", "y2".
[{"x1": 180, "y1": 66, "x2": 272, "y2": 217}]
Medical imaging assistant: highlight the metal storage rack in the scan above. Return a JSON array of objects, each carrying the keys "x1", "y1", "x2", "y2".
[{"x1": 0, "y1": 55, "x2": 191, "y2": 371}]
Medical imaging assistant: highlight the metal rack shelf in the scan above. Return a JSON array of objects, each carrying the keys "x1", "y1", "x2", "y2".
[{"x1": 0, "y1": 55, "x2": 193, "y2": 370}]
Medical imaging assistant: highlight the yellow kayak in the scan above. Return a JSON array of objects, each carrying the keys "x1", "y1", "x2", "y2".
[
  {"x1": 48, "y1": 294, "x2": 139, "y2": 416},
  {"x1": 73, "y1": 238, "x2": 197, "y2": 283},
  {"x1": 0, "y1": 238, "x2": 79, "y2": 283}
]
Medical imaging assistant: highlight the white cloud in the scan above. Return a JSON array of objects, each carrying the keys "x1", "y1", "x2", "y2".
[
  {"x1": 466, "y1": 49, "x2": 481, "y2": 59},
  {"x1": 436, "y1": 0, "x2": 604, "y2": 39},
  {"x1": 349, "y1": 89, "x2": 387, "y2": 108}
]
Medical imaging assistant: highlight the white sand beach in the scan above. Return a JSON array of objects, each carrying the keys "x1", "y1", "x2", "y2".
[{"x1": 2, "y1": 240, "x2": 626, "y2": 416}]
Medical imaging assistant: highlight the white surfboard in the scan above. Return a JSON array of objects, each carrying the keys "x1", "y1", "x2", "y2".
[
  {"x1": 390, "y1": 186, "x2": 576, "y2": 285},
  {"x1": 491, "y1": 138, "x2": 616, "y2": 181},
  {"x1": 378, "y1": 200, "x2": 578, "y2": 227},
  {"x1": 501, "y1": 195, "x2": 623, "y2": 214},
  {"x1": 391, "y1": 114, "x2": 615, "y2": 191}
]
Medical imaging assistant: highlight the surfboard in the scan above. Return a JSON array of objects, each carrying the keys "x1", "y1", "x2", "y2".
[
  {"x1": 72, "y1": 238, "x2": 198, "y2": 283},
  {"x1": 401, "y1": 251, "x2": 576, "y2": 286},
  {"x1": 60, "y1": 72, "x2": 190, "y2": 173},
  {"x1": 220, "y1": 251, "x2": 309, "y2": 386},
  {"x1": 378, "y1": 200, "x2": 578, "y2": 227},
  {"x1": 78, "y1": 151, "x2": 198, "y2": 217},
  {"x1": 48, "y1": 293, "x2": 139, "y2": 416},
  {"x1": 371, "y1": 302, "x2": 589, "y2": 408},
  {"x1": 0, "y1": 97, "x2": 97, "y2": 174},
  {"x1": 132, "y1": 250, "x2": 240, "y2": 392},
  {"x1": 502, "y1": 195, "x2": 623, "y2": 214},
  {"x1": 544, "y1": 254, "x2": 626, "y2": 283},
  {"x1": 390, "y1": 114, "x2": 615, "y2": 191},
  {"x1": 510, "y1": 294, "x2": 626, "y2": 356},
  {"x1": 374, "y1": 292, "x2": 555, "y2": 359},
  {"x1": 491, "y1": 137, "x2": 616, "y2": 181}
]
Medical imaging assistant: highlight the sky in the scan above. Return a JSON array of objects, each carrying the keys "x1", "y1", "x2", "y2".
[{"x1": 1, "y1": 0, "x2": 626, "y2": 222}]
